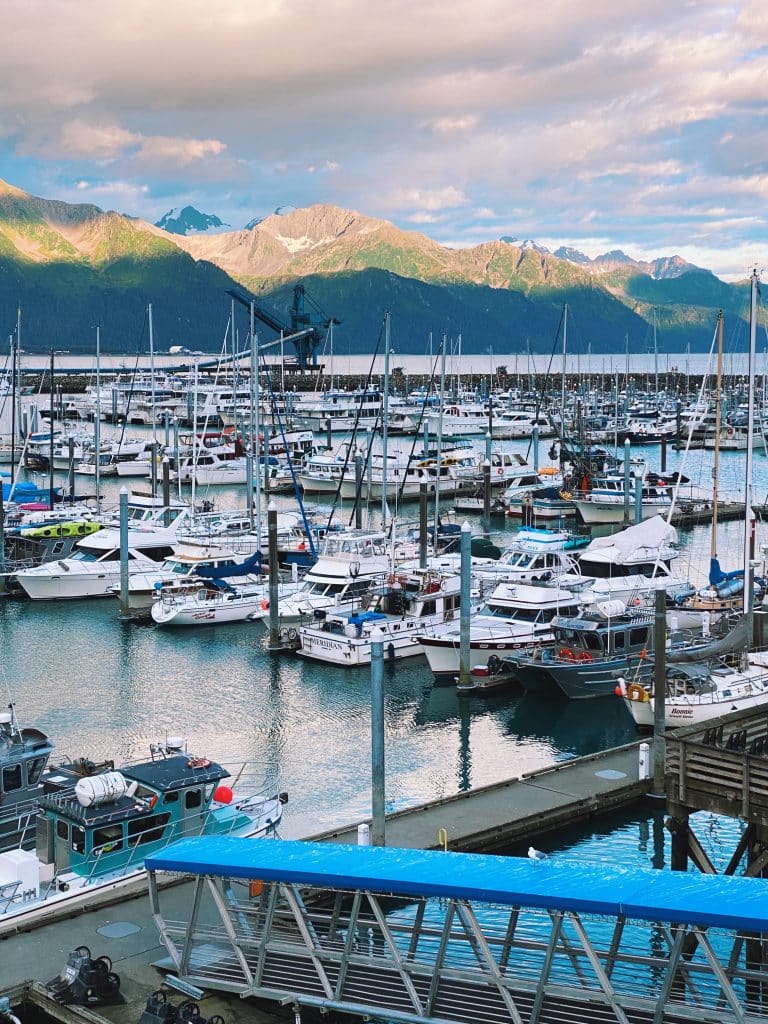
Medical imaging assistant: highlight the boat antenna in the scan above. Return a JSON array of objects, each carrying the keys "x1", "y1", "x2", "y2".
[{"x1": 1, "y1": 669, "x2": 20, "y2": 736}]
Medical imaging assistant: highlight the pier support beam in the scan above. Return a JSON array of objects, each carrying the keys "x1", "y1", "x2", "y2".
[{"x1": 652, "y1": 588, "x2": 666, "y2": 795}]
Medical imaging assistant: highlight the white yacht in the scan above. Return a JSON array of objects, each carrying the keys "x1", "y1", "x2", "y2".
[
  {"x1": 568, "y1": 515, "x2": 692, "y2": 606},
  {"x1": 416, "y1": 581, "x2": 581, "y2": 682},
  {"x1": 15, "y1": 500, "x2": 190, "y2": 600},
  {"x1": 426, "y1": 403, "x2": 488, "y2": 436},
  {"x1": 492, "y1": 408, "x2": 555, "y2": 439},
  {"x1": 293, "y1": 388, "x2": 382, "y2": 431},
  {"x1": 249, "y1": 530, "x2": 391, "y2": 625},
  {"x1": 119, "y1": 539, "x2": 262, "y2": 613},
  {"x1": 297, "y1": 568, "x2": 465, "y2": 666}
]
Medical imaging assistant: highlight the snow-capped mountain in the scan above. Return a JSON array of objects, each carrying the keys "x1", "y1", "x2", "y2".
[
  {"x1": 500, "y1": 236, "x2": 550, "y2": 255},
  {"x1": 155, "y1": 206, "x2": 229, "y2": 236}
]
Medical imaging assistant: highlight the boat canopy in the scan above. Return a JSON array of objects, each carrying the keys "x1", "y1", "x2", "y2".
[
  {"x1": 146, "y1": 837, "x2": 768, "y2": 932},
  {"x1": 582, "y1": 515, "x2": 677, "y2": 565}
]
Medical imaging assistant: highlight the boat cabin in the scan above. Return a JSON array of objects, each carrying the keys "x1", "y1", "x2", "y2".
[
  {"x1": 551, "y1": 610, "x2": 653, "y2": 660},
  {"x1": 35, "y1": 754, "x2": 239, "y2": 878},
  {"x1": 0, "y1": 709, "x2": 53, "y2": 852}
]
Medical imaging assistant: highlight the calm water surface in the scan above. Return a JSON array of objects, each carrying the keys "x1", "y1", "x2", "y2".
[{"x1": 4, "y1": 427, "x2": 767, "y2": 846}]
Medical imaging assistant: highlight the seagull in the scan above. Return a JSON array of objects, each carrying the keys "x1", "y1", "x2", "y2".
[{"x1": 528, "y1": 846, "x2": 548, "y2": 863}]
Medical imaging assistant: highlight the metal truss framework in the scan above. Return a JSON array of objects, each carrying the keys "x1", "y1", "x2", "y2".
[{"x1": 149, "y1": 871, "x2": 768, "y2": 1024}]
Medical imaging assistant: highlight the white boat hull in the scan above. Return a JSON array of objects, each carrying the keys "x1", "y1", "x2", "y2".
[
  {"x1": 16, "y1": 565, "x2": 152, "y2": 600},
  {"x1": 573, "y1": 499, "x2": 671, "y2": 524}
]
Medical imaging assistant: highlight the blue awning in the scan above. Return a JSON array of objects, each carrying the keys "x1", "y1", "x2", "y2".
[{"x1": 147, "y1": 838, "x2": 768, "y2": 932}]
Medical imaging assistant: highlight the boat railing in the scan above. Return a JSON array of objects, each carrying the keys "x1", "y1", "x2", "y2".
[{"x1": 0, "y1": 796, "x2": 40, "y2": 843}]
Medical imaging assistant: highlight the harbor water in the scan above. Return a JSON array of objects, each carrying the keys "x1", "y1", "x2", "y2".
[{"x1": 4, "y1": 418, "x2": 765, "y2": 847}]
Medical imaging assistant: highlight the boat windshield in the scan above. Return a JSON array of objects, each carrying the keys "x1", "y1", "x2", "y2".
[{"x1": 70, "y1": 550, "x2": 100, "y2": 562}]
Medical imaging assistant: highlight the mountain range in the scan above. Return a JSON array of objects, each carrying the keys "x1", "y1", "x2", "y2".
[{"x1": 0, "y1": 178, "x2": 756, "y2": 355}]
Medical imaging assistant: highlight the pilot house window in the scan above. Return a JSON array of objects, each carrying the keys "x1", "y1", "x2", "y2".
[{"x1": 2, "y1": 763, "x2": 22, "y2": 792}]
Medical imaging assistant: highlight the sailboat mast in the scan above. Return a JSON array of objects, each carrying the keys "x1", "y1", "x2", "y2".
[
  {"x1": 743, "y1": 270, "x2": 759, "y2": 616},
  {"x1": 711, "y1": 311, "x2": 723, "y2": 559},
  {"x1": 95, "y1": 324, "x2": 101, "y2": 504},
  {"x1": 148, "y1": 303, "x2": 156, "y2": 497},
  {"x1": 653, "y1": 309, "x2": 659, "y2": 405},
  {"x1": 381, "y1": 312, "x2": 391, "y2": 527},
  {"x1": 560, "y1": 303, "x2": 568, "y2": 416}
]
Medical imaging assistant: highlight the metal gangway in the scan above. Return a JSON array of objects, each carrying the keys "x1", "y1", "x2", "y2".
[{"x1": 148, "y1": 837, "x2": 768, "y2": 1024}]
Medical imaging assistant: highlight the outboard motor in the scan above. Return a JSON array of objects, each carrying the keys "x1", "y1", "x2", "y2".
[{"x1": 46, "y1": 946, "x2": 124, "y2": 1006}]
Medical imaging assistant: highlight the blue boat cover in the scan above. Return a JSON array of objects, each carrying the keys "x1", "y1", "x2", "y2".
[{"x1": 146, "y1": 838, "x2": 768, "y2": 931}]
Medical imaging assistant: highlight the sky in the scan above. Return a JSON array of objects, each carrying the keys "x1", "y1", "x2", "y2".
[{"x1": 2, "y1": 0, "x2": 767, "y2": 280}]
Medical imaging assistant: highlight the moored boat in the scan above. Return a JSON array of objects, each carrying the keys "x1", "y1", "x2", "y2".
[{"x1": 0, "y1": 735, "x2": 286, "y2": 934}]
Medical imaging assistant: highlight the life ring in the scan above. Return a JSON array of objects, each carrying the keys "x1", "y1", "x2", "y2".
[
  {"x1": 559, "y1": 647, "x2": 575, "y2": 661},
  {"x1": 727, "y1": 427, "x2": 735, "y2": 438},
  {"x1": 260, "y1": 598, "x2": 269, "y2": 610},
  {"x1": 626, "y1": 683, "x2": 650, "y2": 702},
  {"x1": 298, "y1": 541, "x2": 307, "y2": 551},
  {"x1": 576, "y1": 650, "x2": 592, "y2": 663},
  {"x1": 187, "y1": 757, "x2": 211, "y2": 769},
  {"x1": 497, "y1": 468, "x2": 504, "y2": 476}
]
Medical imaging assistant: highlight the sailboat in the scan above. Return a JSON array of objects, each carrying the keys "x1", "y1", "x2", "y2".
[
  {"x1": 673, "y1": 310, "x2": 764, "y2": 629},
  {"x1": 621, "y1": 272, "x2": 768, "y2": 727}
]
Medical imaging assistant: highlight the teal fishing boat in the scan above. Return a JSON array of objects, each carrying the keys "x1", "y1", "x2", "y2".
[{"x1": 0, "y1": 736, "x2": 286, "y2": 933}]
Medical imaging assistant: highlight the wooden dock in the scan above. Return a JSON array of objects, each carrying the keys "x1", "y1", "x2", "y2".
[
  {"x1": 310, "y1": 740, "x2": 649, "y2": 852},
  {"x1": 0, "y1": 740, "x2": 652, "y2": 1024}
]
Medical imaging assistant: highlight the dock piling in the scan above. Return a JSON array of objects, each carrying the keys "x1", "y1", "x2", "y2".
[
  {"x1": 634, "y1": 471, "x2": 643, "y2": 525},
  {"x1": 371, "y1": 631, "x2": 386, "y2": 846},
  {"x1": 419, "y1": 483, "x2": 428, "y2": 570},
  {"x1": 652, "y1": 587, "x2": 667, "y2": 796},
  {"x1": 267, "y1": 504, "x2": 280, "y2": 651},
  {"x1": 118, "y1": 486, "x2": 129, "y2": 620},
  {"x1": 532, "y1": 424, "x2": 539, "y2": 472},
  {"x1": 623, "y1": 438, "x2": 631, "y2": 524},
  {"x1": 482, "y1": 459, "x2": 491, "y2": 535},
  {"x1": 458, "y1": 521, "x2": 472, "y2": 685}
]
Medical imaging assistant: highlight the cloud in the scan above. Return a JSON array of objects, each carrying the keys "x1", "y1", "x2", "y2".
[
  {"x1": 428, "y1": 115, "x2": 478, "y2": 134},
  {"x1": 0, "y1": 0, "x2": 766, "y2": 277},
  {"x1": 58, "y1": 120, "x2": 139, "y2": 160},
  {"x1": 389, "y1": 186, "x2": 470, "y2": 212}
]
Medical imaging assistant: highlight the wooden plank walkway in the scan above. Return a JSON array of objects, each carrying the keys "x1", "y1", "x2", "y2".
[{"x1": 310, "y1": 740, "x2": 649, "y2": 852}]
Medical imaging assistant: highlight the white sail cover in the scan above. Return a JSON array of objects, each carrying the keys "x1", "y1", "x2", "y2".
[{"x1": 581, "y1": 515, "x2": 678, "y2": 565}]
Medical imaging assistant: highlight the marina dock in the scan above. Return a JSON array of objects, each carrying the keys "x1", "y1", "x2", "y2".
[{"x1": 310, "y1": 740, "x2": 648, "y2": 851}]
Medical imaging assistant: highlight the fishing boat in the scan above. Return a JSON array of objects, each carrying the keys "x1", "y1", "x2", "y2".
[
  {"x1": 0, "y1": 705, "x2": 53, "y2": 854},
  {"x1": 506, "y1": 600, "x2": 657, "y2": 699},
  {"x1": 0, "y1": 735, "x2": 286, "y2": 934},
  {"x1": 117, "y1": 540, "x2": 263, "y2": 614}
]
